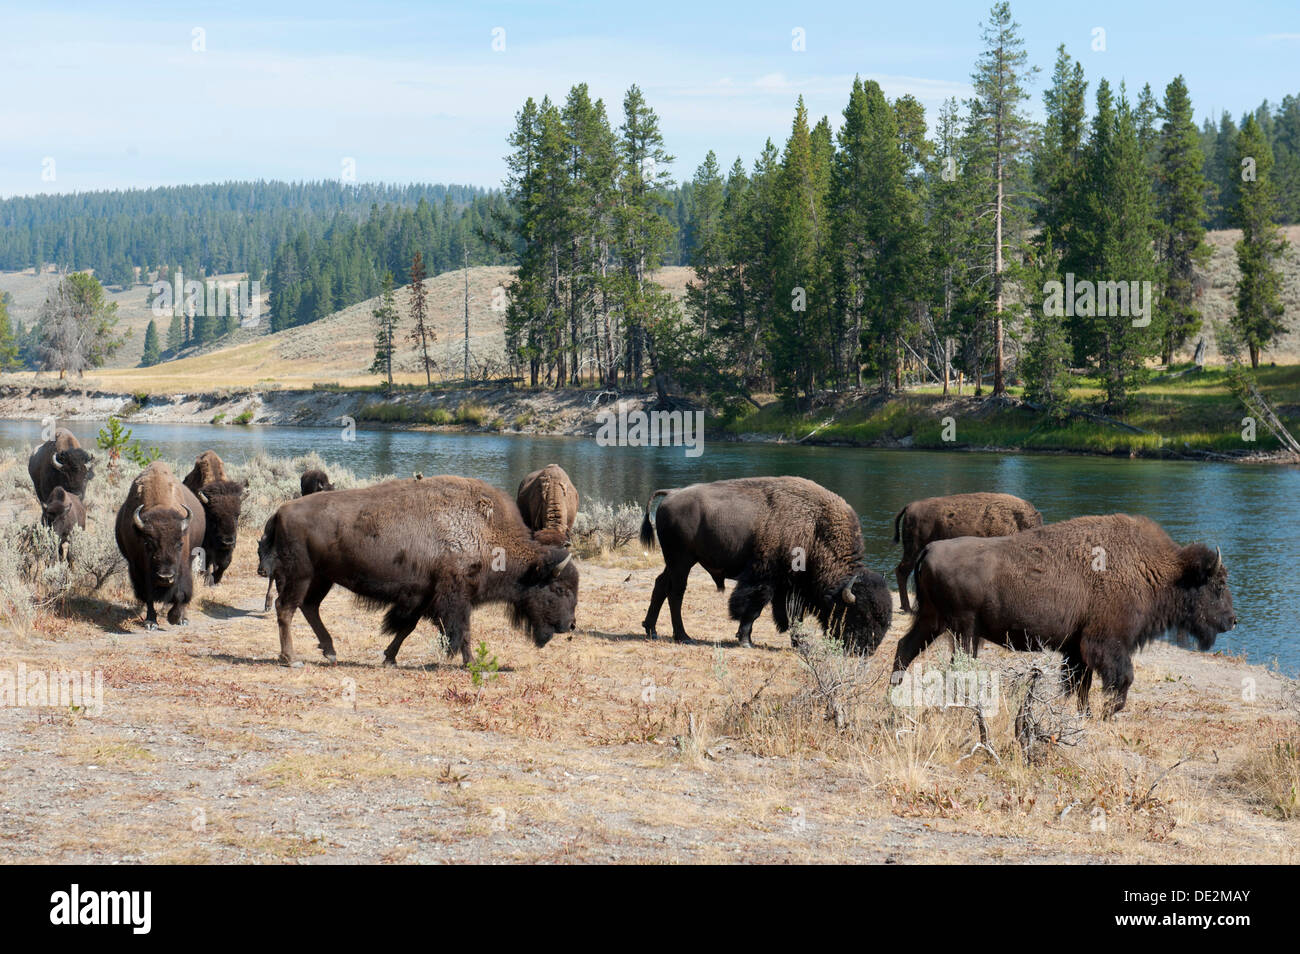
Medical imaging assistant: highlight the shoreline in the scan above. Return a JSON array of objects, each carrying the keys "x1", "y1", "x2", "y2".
[{"x1": 0, "y1": 383, "x2": 1295, "y2": 466}]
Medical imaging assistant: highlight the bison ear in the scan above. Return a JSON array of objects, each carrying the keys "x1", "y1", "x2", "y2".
[{"x1": 1179, "y1": 544, "x2": 1220, "y2": 586}]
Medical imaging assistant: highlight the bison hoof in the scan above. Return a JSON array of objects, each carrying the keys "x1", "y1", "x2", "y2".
[
  {"x1": 144, "y1": 621, "x2": 158, "y2": 632},
  {"x1": 644, "y1": 626, "x2": 657, "y2": 640},
  {"x1": 279, "y1": 658, "x2": 302, "y2": 668},
  {"x1": 381, "y1": 657, "x2": 397, "y2": 668},
  {"x1": 672, "y1": 633, "x2": 692, "y2": 644},
  {"x1": 323, "y1": 653, "x2": 338, "y2": 664},
  {"x1": 888, "y1": 670, "x2": 905, "y2": 687},
  {"x1": 737, "y1": 636, "x2": 754, "y2": 648}
]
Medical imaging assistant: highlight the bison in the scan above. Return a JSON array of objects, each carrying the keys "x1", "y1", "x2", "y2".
[
  {"x1": 892, "y1": 513, "x2": 1237, "y2": 717},
  {"x1": 893, "y1": 492, "x2": 1042, "y2": 613},
  {"x1": 115, "y1": 462, "x2": 206, "y2": 629},
  {"x1": 639, "y1": 476, "x2": 892, "y2": 651},
  {"x1": 258, "y1": 475, "x2": 578, "y2": 667},
  {"x1": 28, "y1": 428, "x2": 95, "y2": 503},
  {"x1": 42, "y1": 486, "x2": 87, "y2": 557},
  {"x1": 182, "y1": 450, "x2": 245, "y2": 584},
  {"x1": 300, "y1": 469, "x2": 334, "y2": 496},
  {"x1": 516, "y1": 463, "x2": 579, "y2": 545}
]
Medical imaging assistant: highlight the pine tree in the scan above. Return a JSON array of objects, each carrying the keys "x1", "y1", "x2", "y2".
[
  {"x1": 1232, "y1": 115, "x2": 1290, "y2": 368},
  {"x1": 140, "y1": 319, "x2": 162, "y2": 367},
  {"x1": 1154, "y1": 75, "x2": 1211, "y2": 365},
  {"x1": 966, "y1": 1, "x2": 1037, "y2": 396},
  {"x1": 407, "y1": 250, "x2": 434, "y2": 386},
  {"x1": 1020, "y1": 233, "x2": 1071, "y2": 413},
  {"x1": 369, "y1": 271, "x2": 399, "y2": 387},
  {"x1": 1069, "y1": 83, "x2": 1160, "y2": 411},
  {"x1": 616, "y1": 84, "x2": 675, "y2": 386},
  {"x1": 166, "y1": 310, "x2": 184, "y2": 354},
  {"x1": 0, "y1": 294, "x2": 20, "y2": 370}
]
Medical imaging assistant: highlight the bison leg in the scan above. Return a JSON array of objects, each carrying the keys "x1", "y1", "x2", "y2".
[
  {"x1": 263, "y1": 577, "x2": 276, "y2": 613},
  {"x1": 895, "y1": 557, "x2": 914, "y2": 614},
  {"x1": 1090, "y1": 641, "x2": 1134, "y2": 719},
  {"x1": 434, "y1": 596, "x2": 473, "y2": 666},
  {"x1": 1060, "y1": 643, "x2": 1092, "y2": 713},
  {"x1": 275, "y1": 577, "x2": 310, "y2": 668},
  {"x1": 380, "y1": 613, "x2": 420, "y2": 668},
  {"x1": 167, "y1": 575, "x2": 193, "y2": 626},
  {"x1": 728, "y1": 577, "x2": 771, "y2": 648},
  {"x1": 143, "y1": 601, "x2": 159, "y2": 631},
  {"x1": 300, "y1": 578, "x2": 338, "y2": 663},
  {"x1": 665, "y1": 566, "x2": 694, "y2": 643},
  {"x1": 890, "y1": 609, "x2": 945, "y2": 684},
  {"x1": 643, "y1": 570, "x2": 670, "y2": 639}
]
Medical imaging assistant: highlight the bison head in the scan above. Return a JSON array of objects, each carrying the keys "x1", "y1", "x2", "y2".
[
  {"x1": 300, "y1": 470, "x2": 334, "y2": 496},
  {"x1": 50, "y1": 447, "x2": 94, "y2": 498},
  {"x1": 195, "y1": 479, "x2": 244, "y2": 582},
  {"x1": 1174, "y1": 544, "x2": 1236, "y2": 650},
  {"x1": 132, "y1": 504, "x2": 193, "y2": 590},
  {"x1": 821, "y1": 568, "x2": 893, "y2": 655},
  {"x1": 509, "y1": 547, "x2": 579, "y2": 647},
  {"x1": 256, "y1": 531, "x2": 276, "y2": 579}
]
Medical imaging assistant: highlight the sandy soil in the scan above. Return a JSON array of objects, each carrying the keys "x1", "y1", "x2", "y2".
[{"x1": 0, "y1": 524, "x2": 1295, "y2": 864}]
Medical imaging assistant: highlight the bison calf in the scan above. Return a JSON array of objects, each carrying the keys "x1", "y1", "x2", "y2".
[
  {"x1": 893, "y1": 492, "x2": 1042, "y2": 613},
  {"x1": 42, "y1": 486, "x2": 87, "y2": 558},
  {"x1": 640, "y1": 476, "x2": 892, "y2": 652},
  {"x1": 260, "y1": 475, "x2": 578, "y2": 667},
  {"x1": 182, "y1": 450, "x2": 245, "y2": 584},
  {"x1": 115, "y1": 462, "x2": 206, "y2": 629},
  {"x1": 516, "y1": 463, "x2": 579, "y2": 546},
  {"x1": 892, "y1": 514, "x2": 1236, "y2": 718}
]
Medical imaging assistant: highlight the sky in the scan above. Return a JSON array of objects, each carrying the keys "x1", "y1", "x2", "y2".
[{"x1": 1, "y1": 0, "x2": 1298, "y2": 198}]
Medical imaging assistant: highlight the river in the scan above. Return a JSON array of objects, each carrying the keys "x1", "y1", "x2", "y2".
[{"x1": 2, "y1": 418, "x2": 1297, "y2": 675}]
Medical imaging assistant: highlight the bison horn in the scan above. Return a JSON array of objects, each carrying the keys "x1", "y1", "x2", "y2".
[
  {"x1": 840, "y1": 583, "x2": 856, "y2": 605},
  {"x1": 552, "y1": 553, "x2": 573, "y2": 577},
  {"x1": 197, "y1": 490, "x2": 209, "y2": 505},
  {"x1": 180, "y1": 506, "x2": 192, "y2": 533},
  {"x1": 51, "y1": 452, "x2": 64, "y2": 471},
  {"x1": 132, "y1": 505, "x2": 145, "y2": 531},
  {"x1": 1214, "y1": 545, "x2": 1221, "y2": 570}
]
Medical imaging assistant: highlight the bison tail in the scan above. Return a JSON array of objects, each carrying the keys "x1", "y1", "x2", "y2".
[
  {"x1": 639, "y1": 489, "x2": 671, "y2": 550},
  {"x1": 893, "y1": 506, "x2": 907, "y2": 544}
]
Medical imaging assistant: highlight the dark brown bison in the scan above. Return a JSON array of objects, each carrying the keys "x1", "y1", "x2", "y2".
[
  {"x1": 639, "y1": 476, "x2": 892, "y2": 651},
  {"x1": 893, "y1": 492, "x2": 1042, "y2": 613},
  {"x1": 42, "y1": 486, "x2": 86, "y2": 557},
  {"x1": 115, "y1": 462, "x2": 206, "y2": 630},
  {"x1": 516, "y1": 463, "x2": 579, "y2": 545},
  {"x1": 182, "y1": 450, "x2": 245, "y2": 584},
  {"x1": 892, "y1": 514, "x2": 1236, "y2": 717},
  {"x1": 258, "y1": 475, "x2": 578, "y2": 667},
  {"x1": 300, "y1": 469, "x2": 334, "y2": 496},
  {"x1": 28, "y1": 428, "x2": 95, "y2": 503}
]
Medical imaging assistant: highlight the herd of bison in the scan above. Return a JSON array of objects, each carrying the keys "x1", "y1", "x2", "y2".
[{"x1": 27, "y1": 428, "x2": 1237, "y2": 719}]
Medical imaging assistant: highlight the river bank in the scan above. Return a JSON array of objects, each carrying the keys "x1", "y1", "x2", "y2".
[{"x1": 3, "y1": 376, "x2": 1298, "y2": 464}]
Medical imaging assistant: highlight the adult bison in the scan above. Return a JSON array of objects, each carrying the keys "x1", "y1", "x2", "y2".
[
  {"x1": 115, "y1": 462, "x2": 206, "y2": 629},
  {"x1": 639, "y1": 476, "x2": 892, "y2": 652},
  {"x1": 892, "y1": 514, "x2": 1236, "y2": 717},
  {"x1": 516, "y1": 463, "x2": 579, "y2": 545},
  {"x1": 300, "y1": 469, "x2": 334, "y2": 496},
  {"x1": 42, "y1": 486, "x2": 86, "y2": 557},
  {"x1": 182, "y1": 450, "x2": 244, "y2": 584},
  {"x1": 893, "y1": 492, "x2": 1042, "y2": 612},
  {"x1": 28, "y1": 428, "x2": 94, "y2": 503},
  {"x1": 258, "y1": 475, "x2": 578, "y2": 667}
]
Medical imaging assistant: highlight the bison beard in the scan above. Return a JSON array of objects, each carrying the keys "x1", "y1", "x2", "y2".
[
  {"x1": 639, "y1": 477, "x2": 892, "y2": 652},
  {"x1": 261, "y1": 476, "x2": 578, "y2": 667},
  {"x1": 892, "y1": 514, "x2": 1237, "y2": 718}
]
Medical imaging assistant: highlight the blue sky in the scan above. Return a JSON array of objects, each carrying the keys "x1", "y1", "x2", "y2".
[{"x1": 1, "y1": 0, "x2": 1297, "y2": 197}]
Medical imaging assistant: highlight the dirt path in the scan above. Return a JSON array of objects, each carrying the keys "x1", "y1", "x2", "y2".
[{"x1": 0, "y1": 544, "x2": 1296, "y2": 864}]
